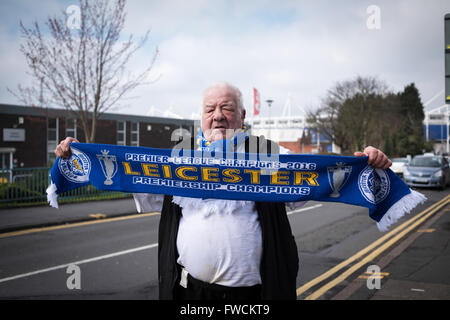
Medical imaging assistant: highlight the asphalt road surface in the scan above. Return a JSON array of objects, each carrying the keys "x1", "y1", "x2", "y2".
[{"x1": 0, "y1": 188, "x2": 448, "y2": 300}]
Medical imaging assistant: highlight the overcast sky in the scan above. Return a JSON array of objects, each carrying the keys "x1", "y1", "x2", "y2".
[{"x1": 0, "y1": 0, "x2": 449, "y2": 119}]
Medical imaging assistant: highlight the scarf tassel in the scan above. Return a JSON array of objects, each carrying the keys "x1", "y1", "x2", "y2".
[
  {"x1": 376, "y1": 189, "x2": 427, "y2": 232},
  {"x1": 46, "y1": 182, "x2": 59, "y2": 209}
]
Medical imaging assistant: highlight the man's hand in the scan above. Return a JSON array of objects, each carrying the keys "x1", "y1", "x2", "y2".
[
  {"x1": 54, "y1": 137, "x2": 79, "y2": 159},
  {"x1": 354, "y1": 146, "x2": 392, "y2": 170}
]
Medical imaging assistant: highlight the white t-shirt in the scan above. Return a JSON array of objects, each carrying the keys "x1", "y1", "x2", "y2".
[
  {"x1": 174, "y1": 196, "x2": 262, "y2": 286},
  {"x1": 133, "y1": 143, "x2": 305, "y2": 287}
]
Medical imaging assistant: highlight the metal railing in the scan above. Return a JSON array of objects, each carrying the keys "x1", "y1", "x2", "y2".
[{"x1": 0, "y1": 167, "x2": 130, "y2": 207}]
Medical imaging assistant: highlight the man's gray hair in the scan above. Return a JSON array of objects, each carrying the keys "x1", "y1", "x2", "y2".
[{"x1": 202, "y1": 82, "x2": 245, "y2": 116}]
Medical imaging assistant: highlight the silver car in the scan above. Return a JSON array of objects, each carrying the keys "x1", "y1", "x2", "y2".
[
  {"x1": 403, "y1": 155, "x2": 450, "y2": 189},
  {"x1": 390, "y1": 157, "x2": 408, "y2": 178}
]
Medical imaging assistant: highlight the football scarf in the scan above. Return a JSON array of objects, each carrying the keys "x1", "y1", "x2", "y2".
[{"x1": 47, "y1": 140, "x2": 426, "y2": 231}]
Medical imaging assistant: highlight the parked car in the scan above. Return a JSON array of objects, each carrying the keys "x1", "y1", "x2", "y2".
[
  {"x1": 403, "y1": 155, "x2": 450, "y2": 189},
  {"x1": 390, "y1": 157, "x2": 408, "y2": 177}
]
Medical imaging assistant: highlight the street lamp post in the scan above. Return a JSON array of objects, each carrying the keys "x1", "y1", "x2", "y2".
[{"x1": 266, "y1": 99, "x2": 273, "y2": 140}]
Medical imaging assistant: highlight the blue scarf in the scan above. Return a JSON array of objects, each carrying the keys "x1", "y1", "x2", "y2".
[{"x1": 47, "y1": 139, "x2": 426, "y2": 231}]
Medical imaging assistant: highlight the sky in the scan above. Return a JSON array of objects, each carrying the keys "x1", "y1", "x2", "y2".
[{"x1": 0, "y1": 0, "x2": 449, "y2": 119}]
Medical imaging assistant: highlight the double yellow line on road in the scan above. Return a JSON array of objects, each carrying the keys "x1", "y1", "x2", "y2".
[{"x1": 297, "y1": 193, "x2": 450, "y2": 300}]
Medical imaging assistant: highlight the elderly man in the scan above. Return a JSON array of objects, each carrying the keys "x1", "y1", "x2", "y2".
[{"x1": 55, "y1": 82, "x2": 391, "y2": 300}]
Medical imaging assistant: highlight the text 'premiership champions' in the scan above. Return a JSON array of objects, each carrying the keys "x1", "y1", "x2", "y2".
[{"x1": 123, "y1": 152, "x2": 319, "y2": 196}]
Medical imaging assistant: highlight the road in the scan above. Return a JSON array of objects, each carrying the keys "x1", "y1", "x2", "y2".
[{"x1": 0, "y1": 188, "x2": 448, "y2": 300}]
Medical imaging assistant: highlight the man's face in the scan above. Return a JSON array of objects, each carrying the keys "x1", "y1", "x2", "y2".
[{"x1": 201, "y1": 87, "x2": 246, "y2": 142}]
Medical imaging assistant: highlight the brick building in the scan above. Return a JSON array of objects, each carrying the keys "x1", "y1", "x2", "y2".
[{"x1": 0, "y1": 104, "x2": 196, "y2": 170}]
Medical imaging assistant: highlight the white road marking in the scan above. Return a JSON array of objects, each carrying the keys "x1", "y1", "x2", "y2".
[
  {"x1": 287, "y1": 203, "x2": 323, "y2": 215},
  {"x1": 1, "y1": 204, "x2": 322, "y2": 284},
  {"x1": 0, "y1": 243, "x2": 158, "y2": 284}
]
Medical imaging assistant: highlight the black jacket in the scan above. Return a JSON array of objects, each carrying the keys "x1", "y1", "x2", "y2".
[{"x1": 157, "y1": 136, "x2": 299, "y2": 299}]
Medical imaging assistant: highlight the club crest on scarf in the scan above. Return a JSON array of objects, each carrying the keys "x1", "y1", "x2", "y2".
[
  {"x1": 58, "y1": 147, "x2": 91, "y2": 183},
  {"x1": 327, "y1": 162, "x2": 352, "y2": 198},
  {"x1": 359, "y1": 166, "x2": 390, "y2": 204},
  {"x1": 96, "y1": 149, "x2": 118, "y2": 185}
]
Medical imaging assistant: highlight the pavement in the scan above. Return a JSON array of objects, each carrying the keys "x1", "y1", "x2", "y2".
[
  {"x1": 0, "y1": 196, "x2": 449, "y2": 300},
  {"x1": 334, "y1": 198, "x2": 450, "y2": 300},
  {"x1": 0, "y1": 197, "x2": 139, "y2": 233}
]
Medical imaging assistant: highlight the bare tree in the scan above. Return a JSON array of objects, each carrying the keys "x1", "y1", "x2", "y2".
[
  {"x1": 10, "y1": 0, "x2": 158, "y2": 143},
  {"x1": 307, "y1": 76, "x2": 389, "y2": 154}
]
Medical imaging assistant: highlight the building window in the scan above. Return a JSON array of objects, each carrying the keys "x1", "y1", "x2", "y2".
[
  {"x1": 0, "y1": 148, "x2": 15, "y2": 182},
  {"x1": 131, "y1": 122, "x2": 139, "y2": 146},
  {"x1": 117, "y1": 121, "x2": 126, "y2": 145},
  {"x1": 47, "y1": 118, "x2": 59, "y2": 165},
  {"x1": 0, "y1": 150, "x2": 13, "y2": 170},
  {"x1": 66, "y1": 118, "x2": 77, "y2": 139},
  {"x1": 430, "y1": 114, "x2": 444, "y2": 120}
]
